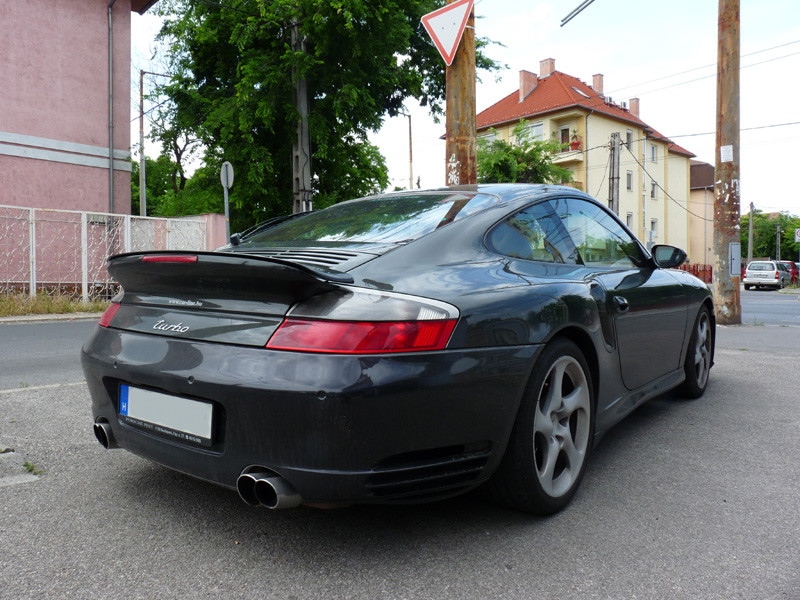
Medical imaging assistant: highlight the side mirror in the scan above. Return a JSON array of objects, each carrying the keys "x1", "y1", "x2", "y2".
[{"x1": 651, "y1": 244, "x2": 687, "y2": 269}]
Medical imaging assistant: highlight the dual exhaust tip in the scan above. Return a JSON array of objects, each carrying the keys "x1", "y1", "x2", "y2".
[
  {"x1": 236, "y1": 470, "x2": 302, "y2": 510},
  {"x1": 92, "y1": 422, "x2": 300, "y2": 510}
]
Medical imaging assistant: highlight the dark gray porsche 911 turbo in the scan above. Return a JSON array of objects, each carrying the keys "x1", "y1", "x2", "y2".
[{"x1": 82, "y1": 183, "x2": 714, "y2": 514}]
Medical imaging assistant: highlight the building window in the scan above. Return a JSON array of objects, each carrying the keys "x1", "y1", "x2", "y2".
[
  {"x1": 650, "y1": 143, "x2": 657, "y2": 163},
  {"x1": 651, "y1": 218, "x2": 658, "y2": 236},
  {"x1": 626, "y1": 171, "x2": 633, "y2": 191},
  {"x1": 626, "y1": 212, "x2": 633, "y2": 228},
  {"x1": 523, "y1": 121, "x2": 544, "y2": 141},
  {"x1": 559, "y1": 126, "x2": 571, "y2": 147},
  {"x1": 626, "y1": 130, "x2": 633, "y2": 149},
  {"x1": 651, "y1": 182, "x2": 657, "y2": 198},
  {"x1": 478, "y1": 130, "x2": 497, "y2": 143}
]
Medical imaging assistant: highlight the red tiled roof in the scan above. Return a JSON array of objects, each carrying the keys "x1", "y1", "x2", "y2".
[
  {"x1": 477, "y1": 70, "x2": 695, "y2": 157},
  {"x1": 646, "y1": 127, "x2": 695, "y2": 158}
]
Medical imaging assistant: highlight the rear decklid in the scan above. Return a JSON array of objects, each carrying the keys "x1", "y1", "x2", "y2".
[{"x1": 102, "y1": 251, "x2": 349, "y2": 347}]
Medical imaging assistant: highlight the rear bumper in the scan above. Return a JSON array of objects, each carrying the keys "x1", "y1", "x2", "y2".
[
  {"x1": 81, "y1": 326, "x2": 539, "y2": 504},
  {"x1": 743, "y1": 276, "x2": 781, "y2": 287}
]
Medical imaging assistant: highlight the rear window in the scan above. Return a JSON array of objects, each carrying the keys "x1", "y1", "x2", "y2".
[
  {"x1": 748, "y1": 262, "x2": 774, "y2": 271},
  {"x1": 237, "y1": 192, "x2": 499, "y2": 248}
]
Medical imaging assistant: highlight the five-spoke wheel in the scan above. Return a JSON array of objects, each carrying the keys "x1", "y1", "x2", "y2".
[
  {"x1": 488, "y1": 338, "x2": 594, "y2": 514},
  {"x1": 680, "y1": 305, "x2": 713, "y2": 399}
]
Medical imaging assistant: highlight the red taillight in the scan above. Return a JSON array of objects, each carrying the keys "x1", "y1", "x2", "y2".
[
  {"x1": 141, "y1": 255, "x2": 198, "y2": 263},
  {"x1": 775, "y1": 272, "x2": 780, "y2": 279},
  {"x1": 98, "y1": 303, "x2": 121, "y2": 328},
  {"x1": 266, "y1": 319, "x2": 457, "y2": 354}
]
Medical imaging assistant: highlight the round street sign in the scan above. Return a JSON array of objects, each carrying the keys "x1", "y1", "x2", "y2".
[
  {"x1": 795, "y1": 228, "x2": 800, "y2": 243},
  {"x1": 220, "y1": 161, "x2": 234, "y2": 189}
]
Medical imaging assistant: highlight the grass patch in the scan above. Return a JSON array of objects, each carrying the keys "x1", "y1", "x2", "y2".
[
  {"x1": 0, "y1": 293, "x2": 109, "y2": 317},
  {"x1": 23, "y1": 460, "x2": 45, "y2": 476}
]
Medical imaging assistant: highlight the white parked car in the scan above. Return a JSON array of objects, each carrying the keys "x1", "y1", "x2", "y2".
[{"x1": 743, "y1": 261, "x2": 791, "y2": 290}]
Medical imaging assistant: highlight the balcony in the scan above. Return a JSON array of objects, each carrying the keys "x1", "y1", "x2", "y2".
[{"x1": 553, "y1": 134, "x2": 584, "y2": 164}]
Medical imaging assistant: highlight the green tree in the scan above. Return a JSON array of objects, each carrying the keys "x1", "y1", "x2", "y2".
[
  {"x1": 151, "y1": 0, "x2": 500, "y2": 232},
  {"x1": 477, "y1": 122, "x2": 574, "y2": 185},
  {"x1": 740, "y1": 210, "x2": 800, "y2": 261},
  {"x1": 131, "y1": 154, "x2": 183, "y2": 216}
]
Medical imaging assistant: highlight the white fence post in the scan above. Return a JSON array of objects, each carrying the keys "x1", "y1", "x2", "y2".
[
  {"x1": 81, "y1": 212, "x2": 89, "y2": 302},
  {"x1": 124, "y1": 215, "x2": 131, "y2": 253},
  {"x1": 28, "y1": 208, "x2": 36, "y2": 297}
]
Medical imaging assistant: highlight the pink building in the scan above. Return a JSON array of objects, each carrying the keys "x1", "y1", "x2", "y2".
[{"x1": 0, "y1": 0, "x2": 158, "y2": 215}]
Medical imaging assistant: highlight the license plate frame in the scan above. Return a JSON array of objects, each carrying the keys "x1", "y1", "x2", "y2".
[{"x1": 119, "y1": 385, "x2": 213, "y2": 447}]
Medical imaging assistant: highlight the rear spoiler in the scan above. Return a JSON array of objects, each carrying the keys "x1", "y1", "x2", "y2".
[{"x1": 109, "y1": 250, "x2": 354, "y2": 285}]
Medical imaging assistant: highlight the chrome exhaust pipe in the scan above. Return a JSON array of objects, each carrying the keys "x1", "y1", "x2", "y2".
[
  {"x1": 93, "y1": 421, "x2": 118, "y2": 449},
  {"x1": 236, "y1": 470, "x2": 301, "y2": 509}
]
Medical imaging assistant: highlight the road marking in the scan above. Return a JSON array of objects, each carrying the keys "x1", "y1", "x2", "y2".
[
  {"x1": 0, "y1": 381, "x2": 86, "y2": 395},
  {"x1": 0, "y1": 473, "x2": 39, "y2": 487}
]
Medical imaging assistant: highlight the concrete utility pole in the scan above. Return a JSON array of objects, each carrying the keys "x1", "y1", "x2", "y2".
[
  {"x1": 776, "y1": 225, "x2": 781, "y2": 260},
  {"x1": 405, "y1": 112, "x2": 413, "y2": 190},
  {"x1": 712, "y1": 0, "x2": 742, "y2": 324},
  {"x1": 445, "y1": 0, "x2": 476, "y2": 186},
  {"x1": 608, "y1": 132, "x2": 620, "y2": 215},
  {"x1": 291, "y1": 21, "x2": 312, "y2": 214},
  {"x1": 747, "y1": 202, "x2": 754, "y2": 264}
]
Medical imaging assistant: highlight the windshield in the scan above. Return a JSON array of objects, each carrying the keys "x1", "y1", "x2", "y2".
[
  {"x1": 236, "y1": 192, "x2": 499, "y2": 248},
  {"x1": 748, "y1": 262, "x2": 773, "y2": 271}
]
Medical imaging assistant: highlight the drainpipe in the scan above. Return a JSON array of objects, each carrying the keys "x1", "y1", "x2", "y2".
[
  {"x1": 108, "y1": 0, "x2": 117, "y2": 214},
  {"x1": 584, "y1": 109, "x2": 594, "y2": 192}
]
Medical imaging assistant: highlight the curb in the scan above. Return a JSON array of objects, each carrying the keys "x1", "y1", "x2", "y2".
[{"x1": 0, "y1": 312, "x2": 103, "y2": 325}]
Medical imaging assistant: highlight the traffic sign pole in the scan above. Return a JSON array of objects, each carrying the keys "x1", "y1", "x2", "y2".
[
  {"x1": 421, "y1": 0, "x2": 476, "y2": 186},
  {"x1": 220, "y1": 161, "x2": 234, "y2": 243}
]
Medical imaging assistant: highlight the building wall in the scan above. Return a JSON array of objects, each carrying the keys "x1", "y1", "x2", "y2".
[
  {"x1": 0, "y1": 0, "x2": 132, "y2": 214},
  {"x1": 478, "y1": 111, "x2": 692, "y2": 251},
  {"x1": 664, "y1": 152, "x2": 690, "y2": 253},
  {"x1": 688, "y1": 188, "x2": 714, "y2": 264}
]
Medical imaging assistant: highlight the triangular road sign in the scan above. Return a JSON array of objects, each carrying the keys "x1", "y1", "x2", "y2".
[{"x1": 421, "y1": 0, "x2": 474, "y2": 67}]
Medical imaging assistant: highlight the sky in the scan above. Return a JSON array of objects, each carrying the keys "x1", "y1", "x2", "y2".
[{"x1": 131, "y1": 0, "x2": 800, "y2": 215}]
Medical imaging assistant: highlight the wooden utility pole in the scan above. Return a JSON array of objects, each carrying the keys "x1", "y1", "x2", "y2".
[
  {"x1": 712, "y1": 0, "x2": 741, "y2": 324},
  {"x1": 445, "y1": 1, "x2": 476, "y2": 186}
]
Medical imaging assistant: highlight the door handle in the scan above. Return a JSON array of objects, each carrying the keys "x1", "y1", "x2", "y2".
[{"x1": 614, "y1": 296, "x2": 630, "y2": 313}]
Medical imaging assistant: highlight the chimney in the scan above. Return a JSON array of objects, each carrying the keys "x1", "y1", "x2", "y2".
[
  {"x1": 539, "y1": 58, "x2": 555, "y2": 78},
  {"x1": 629, "y1": 97, "x2": 640, "y2": 118},
  {"x1": 592, "y1": 73, "x2": 604, "y2": 95},
  {"x1": 519, "y1": 70, "x2": 538, "y2": 102}
]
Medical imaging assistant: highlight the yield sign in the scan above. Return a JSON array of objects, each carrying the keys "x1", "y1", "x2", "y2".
[{"x1": 421, "y1": 0, "x2": 474, "y2": 67}]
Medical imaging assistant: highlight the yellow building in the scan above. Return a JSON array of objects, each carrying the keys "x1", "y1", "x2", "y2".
[{"x1": 477, "y1": 58, "x2": 696, "y2": 252}]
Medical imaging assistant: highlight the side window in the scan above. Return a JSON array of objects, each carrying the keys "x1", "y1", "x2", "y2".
[
  {"x1": 558, "y1": 198, "x2": 646, "y2": 268},
  {"x1": 487, "y1": 201, "x2": 579, "y2": 264}
]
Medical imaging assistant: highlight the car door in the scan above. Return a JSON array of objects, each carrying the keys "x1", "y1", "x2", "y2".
[{"x1": 555, "y1": 198, "x2": 688, "y2": 390}]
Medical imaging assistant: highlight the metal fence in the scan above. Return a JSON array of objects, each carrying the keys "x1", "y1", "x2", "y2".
[
  {"x1": 679, "y1": 263, "x2": 713, "y2": 283},
  {"x1": 0, "y1": 205, "x2": 208, "y2": 300}
]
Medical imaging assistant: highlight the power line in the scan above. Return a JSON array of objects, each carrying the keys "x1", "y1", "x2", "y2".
[
  {"x1": 594, "y1": 149, "x2": 611, "y2": 198},
  {"x1": 624, "y1": 50, "x2": 800, "y2": 97},
  {"x1": 607, "y1": 38, "x2": 800, "y2": 95},
  {"x1": 622, "y1": 144, "x2": 712, "y2": 222}
]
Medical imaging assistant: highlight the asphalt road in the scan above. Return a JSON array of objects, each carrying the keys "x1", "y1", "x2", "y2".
[
  {"x1": 0, "y1": 309, "x2": 798, "y2": 599},
  {"x1": 0, "y1": 319, "x2": 96, "y2": 390},
  {"x1": 740, "y1": 287, "x2": 800, "y2": 327}
]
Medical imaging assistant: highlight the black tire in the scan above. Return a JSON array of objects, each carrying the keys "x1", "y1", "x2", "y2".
[
  {"x1": 744, "y1": 284, "x2": 750, "y2": 290},
  {"x1": 679, "y1": 305, "x2": 713, "y2": 399},
  {"x1": 487, "y1": 338, "x2": 594, "y2": 515}
]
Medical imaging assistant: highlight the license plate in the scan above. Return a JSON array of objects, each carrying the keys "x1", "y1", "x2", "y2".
[{"x1": 119, "y1": 385, "x2": 213, "y2": 447}]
